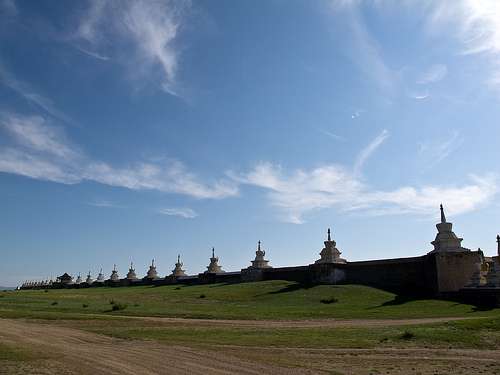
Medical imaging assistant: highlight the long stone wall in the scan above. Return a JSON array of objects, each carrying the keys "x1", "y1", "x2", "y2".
[
  {"x1": 343, "y1": 255, "x2": 437, "y2": 295},
  {"x1": 23, "y1": 250, "x2": 485, "y2": 299}
]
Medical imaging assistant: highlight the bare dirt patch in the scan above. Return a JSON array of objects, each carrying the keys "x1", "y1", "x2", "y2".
[
  {"x1": 2, "y1": 318, "x2": 500, "y2": 374},
  {"x1": 120, "y1": 315, "x2": 479, "y2": 328},
  {"x1": 0, "y1": 319, "x2": 302, "y2": 374}
]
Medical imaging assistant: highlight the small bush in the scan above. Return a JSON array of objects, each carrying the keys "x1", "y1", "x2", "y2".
[
  {"x1": 51, "y1": 301, "x2": 58, "y2": 306},
  {"x1": 82, "y1": 304, "x2": 89, "y2": 308},
  {"x1": 320, "y1": 297, "x2": 338, "y2": 304},
  {"x1": 175, "y1": 287, "x2": 181, "y2": 290},
  {"x1": 400, "y1": 330, "x2": 415, "y2": 340},
  {"x1": 44, "y1": 290, "x2": 49, "y2": 293},
  {"x1": 109, "y1": 299, "x2": 115, "y2": 305},
  {"x1": 199, "y1": 294, "x2": 206, "y2": 299},
  {"x1": 111, "y1": 303, "x2": 127, "y2": 311}
]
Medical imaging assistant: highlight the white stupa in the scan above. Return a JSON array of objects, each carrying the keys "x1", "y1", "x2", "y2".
[
  {"x1": 429, "y1": 205, "x2": 469, "y2": 253},
  {"x1": 205, "y1": 247, "x2": 224, "y2": 273},
  {"x1": 171, "y1": 255, "x2": 187, "y2": 277},
  {"x1": 85, "y1": 271, "x2": 93, "y2": 284},
  {"x1": 315, "y1": 228, "x2": 346, "y2": 264},
  {"x1": 75, "y1": 273, "x2": 83, "y2": 285},
  {"x1": 145, "y1": 259, "x2": 158, "y2": 280},
  {"x1": 126, "y1": 262, "x2": 138, "y2": 280},
  {"x1": 247, "y1": 241, "x2": 272, "y2": 269},
  {"x1": 96, "y1": 268, "x2": 105, "y2": 283},
  {"x1": 110, "y1": 264, "x2": 120, "y2": 282}
]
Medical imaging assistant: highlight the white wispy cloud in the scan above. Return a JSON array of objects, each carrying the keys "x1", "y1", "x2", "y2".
[
  {"x1": 0, "y1": 113, "x2": 238, "y2": 199},
  {"x1": 0, "y1": 114, "x2": 79, "y2": 159},
  {"x1": 158, "y1": 207, "x2": 198, "y2": 219},
  {"x1": 329, "y1": 1, "x2": 500, "y2": 96},
  {"x1": 87, "y1": 200, "x2": 121, "y2": 208},
  {"x1": 75, "y1": 46, "x2": 110, "y2": 61},
  {"x1": 424, "y1": 1, "x2": 500, "y2": 88},
  {"x1": 351, "y1": 109, "x2": 364, "y2": 119},
  {"x1": 0, "y1": 64, "x2": 75, "y2": 125},
  {"x1": 329, "y1": 1, "x2": 396, "y2": 94},
  {"x1": 408, "y1": 90, "x2": 429, "y2": 100},
  {"x1": 417, "y1": 131, "x2": 464, "y2": 169},
  {"x1": 320, "y1": 129, "x2": 346, "y2": 142},
  {"x1": 417, "y1": 64, "x2": 448, "y2": 84},
  {"x1": 353, "y1": 129, "x2": 389, "y2": 175},
  {"x1": 74, "y1": 0, "x2": 187, "y2": 95},
  {"x1": 0, "y1": 148, "x2": 80, "y2": 184},
  {"x1": 235, "y1": 161, "x2": 497, "y2": 224}
]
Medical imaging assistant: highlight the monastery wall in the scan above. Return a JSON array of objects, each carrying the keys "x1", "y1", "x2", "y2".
[
  {"x1": 342, "y1": 255, "x2": 436, "y2": 294},
  {"x1": 433, "y1": 251, "x2": 483, "y2": 293}
]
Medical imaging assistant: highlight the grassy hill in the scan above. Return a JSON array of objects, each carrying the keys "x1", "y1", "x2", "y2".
[
  {"x1": 0, "y1": 280, "x2": 498, "y2": 320},
  {"x1": 2, "y1": 281, "x2": 500, "y2": 352}
]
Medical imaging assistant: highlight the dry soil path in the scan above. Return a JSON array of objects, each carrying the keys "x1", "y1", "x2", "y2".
[
  {"x1": 119, "y1": 315, "x2": 479, "y2": 328},
  {"x1": 1, "y1": 318, "x2": 500, "y2": 375},
  {"x1": 0, "y1": 319, "x2": 303, "y2": 375}
]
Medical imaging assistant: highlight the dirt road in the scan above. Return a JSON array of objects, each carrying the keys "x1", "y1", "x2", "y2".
[
  {"x1": 121, "y1": 315, "x2": 479, "y2": 328},
  {"x1": 1, "y1": 318, "x2": 500, "y2": 374},
  {"x1": 0, "y1": 319, "x2": 302, "y2": 375}
]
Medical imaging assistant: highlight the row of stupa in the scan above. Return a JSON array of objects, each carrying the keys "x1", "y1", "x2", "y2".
[
  {"x1": 22, "y1": 242, "x2": 275, "y2": 287},
  {"x1": 21, "y1": 205, "x2": 500, "y2": 289}
]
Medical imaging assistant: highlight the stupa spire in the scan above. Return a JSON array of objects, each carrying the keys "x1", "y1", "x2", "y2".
[
  {"x1": 497, "y1": 235, "x2": 500, "y2": 257},
  {"x1": 327, "y1": 228, "x2": 331, "y2": 241},
  {"x1": 440, "y1": 204, "x2": 446, "y2": 223}
]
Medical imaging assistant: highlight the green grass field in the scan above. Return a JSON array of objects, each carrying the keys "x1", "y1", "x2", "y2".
[
  {"x1": 75, "y1": 317, "x2": 500, "y2": 350},
  {"x1": 0, "y1": 280, "x2": 497, "y2": 320},
  {"x1": 2, "y1": 281, "x2": 500, "y2": 351}
]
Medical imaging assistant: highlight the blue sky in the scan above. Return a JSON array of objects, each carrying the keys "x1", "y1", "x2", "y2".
[{"x1": 1, "y1": 0, "x2": 500, "y2": 286}]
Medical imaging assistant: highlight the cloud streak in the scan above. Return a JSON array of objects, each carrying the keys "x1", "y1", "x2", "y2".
[
  {"x1": 0, "y1": 64, "x2": 75, "y2": 125},
  {"x1": 1, "y1": 113, "x2": 496, "y2": 224},
  {"x1": 235, "y1": 161, "x2": 497, "y2": 224},
  {"x1": 422, "y1": 0, "x2": 500, "y2": 88},
  {"x1": 354, "y1": 129, "x2": 389, "y2": 175},
  {"x1": 87, "y1": 200, "x2": 121, "y2": 208},
  {"x1": 75, "y1": 0, "x2": 187, "y2": 95},
  {"x1": 418, "y1": 131, "x2": 464, "y2": 170},
  {"x1": 417, "y1": 64, "x2": 448, "y2": 84},
  {"x1": 158, "y1": 207, "x2": 198, "y2": 219},
  {"x1": 0, "y1": 113, "x2": 238, "y2": 199}
]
